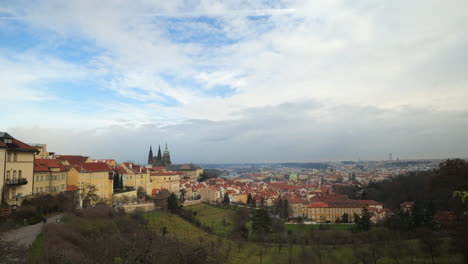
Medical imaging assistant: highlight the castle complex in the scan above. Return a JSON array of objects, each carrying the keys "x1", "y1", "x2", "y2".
[{"x1": 147, "y1": 143, "x2": 171, "y2": 167}]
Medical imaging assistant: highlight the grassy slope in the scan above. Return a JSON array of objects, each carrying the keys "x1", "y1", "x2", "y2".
[
  {"x1": 185, "y1": 203, "x2": 235, "y2": 236},
  {"x1": 156, "y1": 204, "x2": 464, "y2": 264},
  {"x1": 28, "y1": 205, "x2": 463, "y2": 264}
]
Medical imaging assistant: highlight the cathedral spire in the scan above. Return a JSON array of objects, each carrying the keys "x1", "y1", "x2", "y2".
[
  {"x1": 156, "y1": 145, "x2": 162, "y2": 162},
  {"x1": 147, "y1": 145, "x2": 153, "y2": 165}
]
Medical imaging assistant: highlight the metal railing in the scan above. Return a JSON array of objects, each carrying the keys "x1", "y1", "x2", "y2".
[{"x1": 5, "y1": 178, "x2": 28, "y2": 185}]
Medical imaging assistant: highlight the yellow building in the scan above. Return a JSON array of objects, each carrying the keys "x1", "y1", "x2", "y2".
[
  {"x1": 0, "y1": 148, "x2": 5, "y2": 205},
  {"x1": 33, "y1": 158, "x2": 68, "y2": 194},
  {"x1": 305, "y1": 200, "x2": 382, "y2": 223},
  {"x1": 149, "y1": 171, "x2": 180, "y2": 195},
  {"x1": 0, "y1": 132, "x2": 38, "y2": 206},
  {"x1": 67, "y1": 162, "x2": 114, "y2": 203},
  {"x1": 121, "y1": 162, "x2": 150, "y2": 192},
  {"x1": 168, "y1": 164, "x2": 203, "y2": 180}
]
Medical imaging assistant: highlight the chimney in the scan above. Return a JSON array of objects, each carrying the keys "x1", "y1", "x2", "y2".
[{"x1": 129, "y1": 163, "x2": 133, "y2": 169}]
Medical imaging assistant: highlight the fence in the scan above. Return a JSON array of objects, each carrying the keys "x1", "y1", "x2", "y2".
[{"x1": 0, "y1": 207, "x2": 11, "y2": 218}]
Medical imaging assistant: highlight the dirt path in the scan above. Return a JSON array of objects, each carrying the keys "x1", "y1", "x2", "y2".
[{"x1": 0, "y1": 214, "x2": 63, "y2": 247}]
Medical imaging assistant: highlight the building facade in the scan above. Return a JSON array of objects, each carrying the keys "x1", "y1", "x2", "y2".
[
  {"x1": 149, "y1": 171, "x2": 180, "y2": 195},
  {"x1": 168, "y1": 164, "x2": 203, "y2": 180},
  {"x1": 0, "y1": 132, "x2": 38, "y2": 206},
  {"x1": 67, "y1": 162, "x2": 114, "y2": 203},
  {"x1": 305, "y1": 200, "x2": 383, "y2": 223},
  {"x1": 33, "y1": 158, "x2": 68, "y2": 194}
]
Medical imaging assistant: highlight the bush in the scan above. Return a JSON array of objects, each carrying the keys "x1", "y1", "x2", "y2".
[
  {"x1": 11, "y1": 205, "x2": 41, "y2": 225},
  {"x1": 42, "y1": 207, "x2": 229, "y2": 264}
]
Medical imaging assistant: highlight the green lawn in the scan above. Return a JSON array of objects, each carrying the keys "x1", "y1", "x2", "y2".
[
  {"x1": 29, "y1": 206, "x2": 464, "y2": 264},
  {"x1": 29, "y1": 232, "x2": 48, "y2": 264},
  {"x1": 150, "y1": 204, "x2": 464, "y2": 264},
  {"x1": 286, "y1": 223, "x2": 354, "y2": 233},
  {"x1": 146, "y1": 211, "x2": 207, "y2": 240},
  {"x1": 185, "y1": 203, "x2": 235, "y2": 236}
]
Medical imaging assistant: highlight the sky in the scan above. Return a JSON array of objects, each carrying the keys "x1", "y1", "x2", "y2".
[{"x1": 1, "y1": 0, "x2": 468, "y2": 164}]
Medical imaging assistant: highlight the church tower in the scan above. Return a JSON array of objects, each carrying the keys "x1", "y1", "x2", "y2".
[
  {"x1": 156, "y1": 145, "x2": 163, "y2": 165},
  {"x1": 147, "y1": 145, "x2": 154, "y2": 165},
  {"x1": 162, "y1": 142, "x2": 171, "y2": 166}
]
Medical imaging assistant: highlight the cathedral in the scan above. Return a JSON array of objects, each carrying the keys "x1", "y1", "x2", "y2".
[{"x1": 148, "y1": 143, "x2": 172, "y2": 167}]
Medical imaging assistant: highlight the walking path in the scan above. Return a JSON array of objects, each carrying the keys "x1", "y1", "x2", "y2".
[{"x1": 0, "y1": 214, "x2": 63, "y2": 247}]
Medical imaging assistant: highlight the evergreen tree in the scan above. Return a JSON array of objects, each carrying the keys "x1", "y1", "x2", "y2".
[
  {"x1": 113, "y1": 172, "x2": 119, "y2": 190},
  {"x1": 223, "y1": 192, "x2": 230, "y2": 205},
  {"x1": 360, "y1": 207, "x2": 371, "y2": 231},
  {"x1": 361, "y1": 190, "x2": 368, "y2": 200},
  {"x1": 353, "y1": 213, "x2": 361, "y2": 229},
  {"x1": 119, "y1": 174, "x2": 124, "y2": 189},
  {"x1": 277, "y1": 199, "x2": 284, "y2": 217},
  {"x1": 342, "y1": 213, "x2": 349, "y2": 223},
  {"x1": 283, "y1": 199, "x2": 289, "y2": 220},
  {"x1": 247, "y1": 193, "x2": 253, "y2": 206},
  {"x1": 423, "y1": 200, "x2": 436, "y2": 230},
  {"x1": 252, "y1": 209, "x2": 272, "y2": 234},
  {"x1": 168, "y1": 193, "x2": 180, "y2": 213},
  {"x1": 412, "y1": 203, "x2": 424, "y2": 228}
]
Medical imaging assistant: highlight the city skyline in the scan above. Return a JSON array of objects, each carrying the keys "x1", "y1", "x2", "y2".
[{"x1": 1, "y1": 0, "x2": 468, "y2": 163}]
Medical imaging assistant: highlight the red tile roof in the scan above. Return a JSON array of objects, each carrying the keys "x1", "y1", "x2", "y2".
[
  {"x1": 0, "y1": 136, "x2": 37, "y2": 152},
  {"x1": 34, "y1": 158, "x2": 68, "y2": 172},
  {"x1": 150, "y1": 171, "x2": 180, "y2": 176},
  {"x1": 74, "y1": 162, "x2": 113, "y2": 173},
  {"x1": 308, "y1": 202, "x2": 329, "y2": 208},
  {"x1": 56, "y1": 155, "x2": 89, "y2": 166}
]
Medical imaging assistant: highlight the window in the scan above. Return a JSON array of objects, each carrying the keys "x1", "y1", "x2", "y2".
[
  {"x1": 18, "y1": 170, "x2": 22, "y2": 178},
  {"x1": 7, "y1": 153, "x2": 11, "y2": 162},
  {"x1": 36, "y1": 187, "x2": 39, "y2": 193},
  {"x1": 41, "y1": 175, "x2": 43, "y2": 181},
  {"x1": 6, "y1": 171, "x2": 10, "y2": 179},
  {"x1": 13, "y1": 153, "x2": 17, "y2": 162},
  {"x1": 13, "y1": 170, "x2": 17, "y2": 179},
  {"x1": 61, "y1": 184, "x2": 65, "y2": 190},
  {"x1": 40, "y1": 187, "x2": 43, "y2": 192},
  {"x1": 54, "y1": 175, "x2": 57, "y2": 181}
]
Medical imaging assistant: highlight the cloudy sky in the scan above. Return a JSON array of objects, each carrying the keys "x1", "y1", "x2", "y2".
[{"x1": 1, "y1": 0, "x2": 468, "y2": 163}]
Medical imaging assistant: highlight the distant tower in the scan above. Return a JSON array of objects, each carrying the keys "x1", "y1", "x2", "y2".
[
  {"x1": 389, "y1": 153, "x2": 393, "y2": 161},
  {"x1": 147, "y1": 145, "x2": 154, "y2": 165},
  {"x1": 162, "y1": 142, "x2": 171, "y2": 167},
  {"x1": 155, "y1": 145, "x2": 162, "y2": 165}
]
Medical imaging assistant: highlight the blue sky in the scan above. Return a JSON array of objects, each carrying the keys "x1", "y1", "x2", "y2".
[{"x1": 1, "y1": 0, "x2": 468, "y2": 163}]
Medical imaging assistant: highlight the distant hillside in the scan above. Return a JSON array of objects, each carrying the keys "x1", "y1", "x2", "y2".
[
  {"x1": 336, "y1": 159, "x2": 468, "y2": 212},
  {"x1": 200, "y1": 162, "x2": 330, "y2": 170},
  {"x1": 279, "y1": 162, "x2": 330, "y2": 169}
]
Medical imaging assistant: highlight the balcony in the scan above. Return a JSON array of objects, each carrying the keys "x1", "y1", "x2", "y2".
[{"x1": 5, "y1": 178, "x2": 28, "y2": 186}]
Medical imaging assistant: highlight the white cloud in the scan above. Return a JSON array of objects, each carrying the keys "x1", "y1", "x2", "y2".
[
  {"x1": 1, "y1": 0, "x2": 468, "y2": 161},
  {"x1": 7, "y1": 102, "x2": 468, "y2": 163}
]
